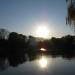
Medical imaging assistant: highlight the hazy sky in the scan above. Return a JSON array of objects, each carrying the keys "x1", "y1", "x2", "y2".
[{"x1": 0, "y1": 0, "x2": 74, "y2": 38}]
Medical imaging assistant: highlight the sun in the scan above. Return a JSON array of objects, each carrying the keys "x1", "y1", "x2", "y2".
[{"x1": 36, "y1": 25, "x2": 49, "y2": 38}]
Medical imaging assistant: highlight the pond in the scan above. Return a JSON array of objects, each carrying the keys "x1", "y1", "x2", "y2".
[{"x1": 0, "y1": 51, "x2": 75, "y2": 75}]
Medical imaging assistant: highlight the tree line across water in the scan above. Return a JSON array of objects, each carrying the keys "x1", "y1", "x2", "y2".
[{"x1": 0, "y1": 28, "x2": 75, "y2": 54}]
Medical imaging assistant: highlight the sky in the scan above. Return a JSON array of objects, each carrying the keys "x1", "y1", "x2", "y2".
[{"x1": 0, "y1": 0, "x2": 74, "y2": 38}]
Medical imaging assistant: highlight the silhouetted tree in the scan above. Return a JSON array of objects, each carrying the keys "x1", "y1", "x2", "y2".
[
  {"x1": 66, "y1": 0, "x2": 75, "y2": 29},
  {"x1": 0, "y1": 28, "x2": 9, "y2": 39}
]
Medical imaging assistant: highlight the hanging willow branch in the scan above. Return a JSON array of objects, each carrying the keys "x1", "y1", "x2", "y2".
[{"x1": 66, "y1": 0, "x2": 75, "y2": 30}]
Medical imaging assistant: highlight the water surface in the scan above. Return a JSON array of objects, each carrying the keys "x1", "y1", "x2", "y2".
[{"x1": 0, "y1": 53, "x2": 75, "y2": 75}]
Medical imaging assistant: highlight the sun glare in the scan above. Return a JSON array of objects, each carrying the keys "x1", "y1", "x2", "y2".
[
  {"x1": 40, "y1": 48, "x2": 46, "y2": 51},
  {"x1": 36, "y1": 25, "x2": 49, "y2": 38}
]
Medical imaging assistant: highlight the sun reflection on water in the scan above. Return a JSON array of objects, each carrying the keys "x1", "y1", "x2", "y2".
[{"x1": 38, "y1": 56, "x2": 48, "y2": 68}]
